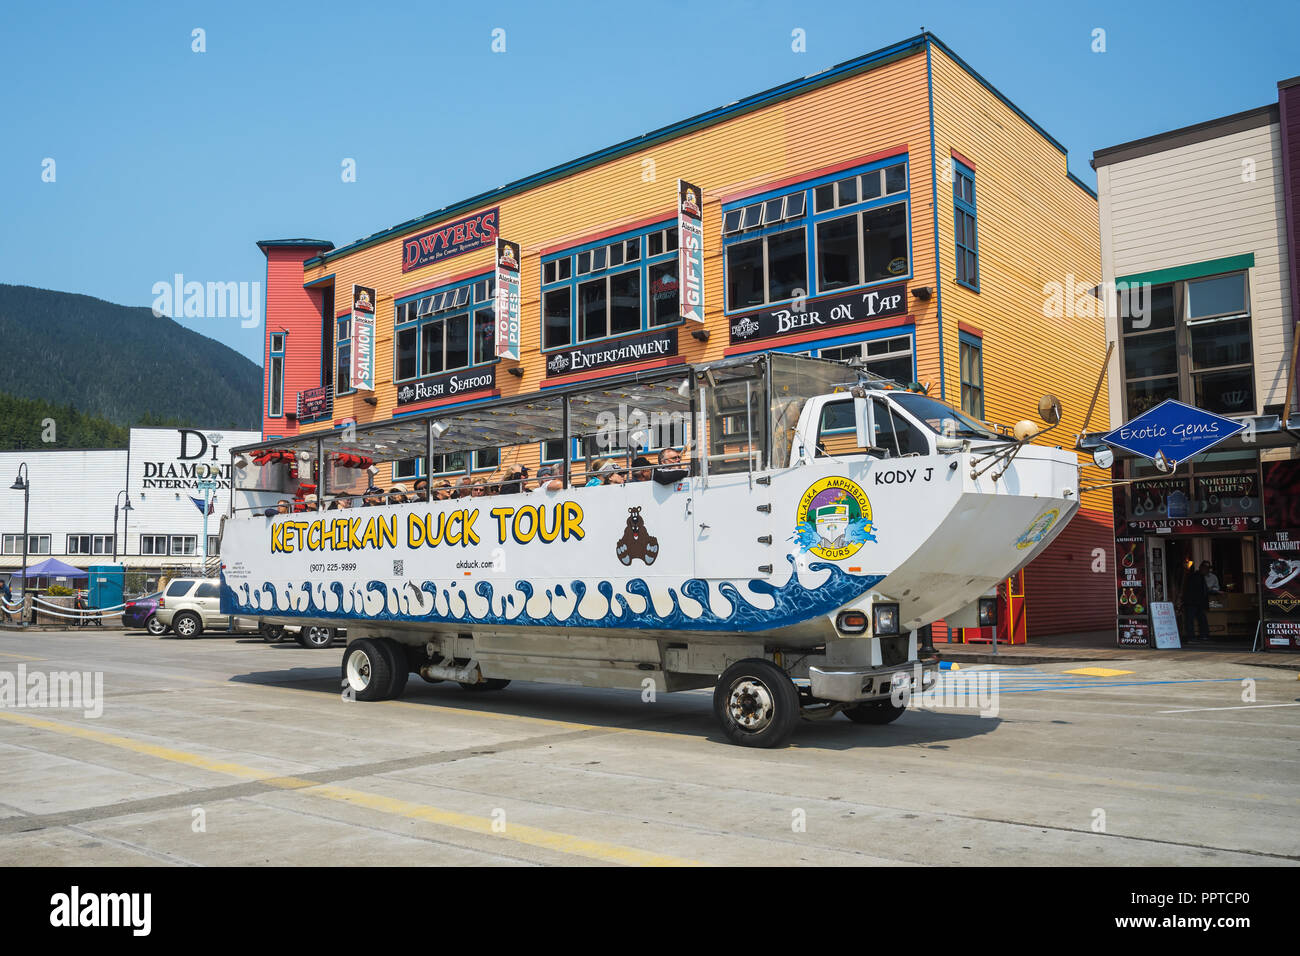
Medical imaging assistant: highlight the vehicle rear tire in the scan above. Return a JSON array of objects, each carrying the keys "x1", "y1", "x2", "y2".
[
  {"x1": 341, "y1": 639, "x2": 394, "y2": 702},
  {"x1": 377, "y1": 640, "x2": 410, "y2": 698},
  {"x1": 172, "y1": 612, "x2": 203, "y2": 639},
  {"x1": 146, "y1": 616, "x2": 168, "y2": 636},
  {"x1": 713, "y1": 659, "x2": 799, "y2": 748},
  {"x1": 260, "y1": 623, "x2": 286, "y2": 643},
  {"x1": 458, "y1": 678, "x2": 511, "y2": 692},
  {"x1": 297, "y1": 625, "x2": 335, "y2": 649},
  {"x1": 842, "y1": 700, "x2": 907, "y2": 725}
]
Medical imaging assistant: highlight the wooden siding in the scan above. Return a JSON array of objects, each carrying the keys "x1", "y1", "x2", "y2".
[
  {"x1": 1021, "y1": 506, "x2": 1116, "y2": 637},
  {"x1": 297, "y1": 50, "x2": 938, "y2": 435},
  {"x1": 930, "y1": 46, "x2": 1109, "y2": 517},
  {"x1": 1097, "y1": 120, "x2": 1294, "y2": 418},
  {"x1": 264, "y1": 247, "x2": 328, "y2": 438}
]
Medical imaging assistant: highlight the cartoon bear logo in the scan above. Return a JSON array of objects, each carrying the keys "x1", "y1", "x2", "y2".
[{"x1": 616, "y1": 506, "x2": 659, "y2": 566}]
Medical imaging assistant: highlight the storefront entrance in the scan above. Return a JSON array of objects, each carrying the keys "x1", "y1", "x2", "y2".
[{"x1": 1147, "y1": 533, "x2": 1259, "y2": 642}]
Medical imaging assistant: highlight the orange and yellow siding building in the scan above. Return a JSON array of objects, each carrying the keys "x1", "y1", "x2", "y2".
[{"x1": 259, "y1": 32, "x2": 1112, "y2": 638}]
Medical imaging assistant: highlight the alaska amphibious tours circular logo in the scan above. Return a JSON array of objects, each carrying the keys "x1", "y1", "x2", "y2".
[{"x1": 794, "y1": 477, "x2": 876, "y2": 561}]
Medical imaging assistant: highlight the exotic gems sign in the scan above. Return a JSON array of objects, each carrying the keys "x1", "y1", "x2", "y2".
[
  {"x1": 494, "y1": 238, "x2": 521, "y2": 361},
  {"x1": 1101, "y1": 400, "x2": 1246, "y2": 468},
  {"x1": 350, "y1": 285, "x2": 376, "y2": 392},
  {"x1": 401, "y1": 207, "x2": 500, "y2": 273},
  {"x1": 728, "y1": 285, "x2": 907, "y2": 344},
  {"x1": 677, "y1": 180, "x2": 705, "y2": 323}
]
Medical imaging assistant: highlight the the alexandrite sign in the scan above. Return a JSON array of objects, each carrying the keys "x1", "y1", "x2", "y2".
[
  {"x1": 396, "y1": 365, "x2": 496, "y2": 406},
  {"x1": 545, "y1": 328, "x2": 678, "y2": 377},
  {"x1": 728, "y1": 285, "x2": 907, "y2": 344},
  {"x1": 401, "y1": 208, "x2": 500, "y2": 273}
]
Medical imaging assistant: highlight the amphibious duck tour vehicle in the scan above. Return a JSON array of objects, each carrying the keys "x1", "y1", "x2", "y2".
[{"x1": 221, "y1": 353, "x2": 1083, "y2": 746}]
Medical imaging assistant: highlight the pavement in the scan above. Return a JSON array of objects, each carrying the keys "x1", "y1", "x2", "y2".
[{"x1": 0, "y1": 628, "x2": 1297, "y2": 866}]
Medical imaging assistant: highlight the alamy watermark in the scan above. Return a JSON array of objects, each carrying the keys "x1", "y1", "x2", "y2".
[
  {"x1": 1, "y1": 664, "x2": 104, "y2": 718},
  {"x1": 152, "y1": 274, "x2": 261, "y2": 328},
  {"x1": 891, "y1": 663, "x2": 1000, "y2": 717},
  {"x1": 594, "y1": 403, "x2": 688, "y2": 453}
]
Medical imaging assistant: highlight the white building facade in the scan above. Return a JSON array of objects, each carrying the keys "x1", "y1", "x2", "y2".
[{"x1": 2, "y1": 427, "x2": 259, "y2": 587}]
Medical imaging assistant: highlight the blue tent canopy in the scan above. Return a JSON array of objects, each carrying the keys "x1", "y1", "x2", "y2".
[{"x1": 12, "y1": 558, "x2": 87, "y2": 579}]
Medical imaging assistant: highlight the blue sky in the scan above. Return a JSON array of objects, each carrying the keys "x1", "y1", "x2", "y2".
[{"x1": 2, "y1": 0, "x2": 1296, "y2": 366}]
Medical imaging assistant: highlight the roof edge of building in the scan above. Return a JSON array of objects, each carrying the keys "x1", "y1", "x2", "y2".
[
  {"x1": 1092, "y1": 103, "x2": 1279, "y2": 169},
  {"x1": 304, "y1": 31, "x2": 1084, "y2": 271}
]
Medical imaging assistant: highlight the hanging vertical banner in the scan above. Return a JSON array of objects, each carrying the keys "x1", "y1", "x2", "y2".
[
  {"x1": 350, "y1": 284, "x2": 376, "y2": 392},
  {"x1": 677, "y1": 179, "x2": 705, "y2": 323},
  {"x1": 494, "y1": 238, "x2": 521, "y2": 361}
]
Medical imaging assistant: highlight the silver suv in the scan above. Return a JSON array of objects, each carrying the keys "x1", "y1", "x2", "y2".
[{"x1": 154, "y1": 578, "x2": 259, "y2": 638}]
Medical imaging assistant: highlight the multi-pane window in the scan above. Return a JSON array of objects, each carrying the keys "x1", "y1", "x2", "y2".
[
  {"x1": 1120, "y1": 272, "x2": 1254, "y2": 418},
  {"x1": 541, "y1": 225, "x2": 679, "y2": 350},
  {"x1": 66, "y1": 535, "x2": 112, "y2": 555},
  {"x1": 953, "y1": 161, "x2": 979, "y2": 290},
  {"x1": 395, "y1": 278, "x2": 496, "y2": 382},
  {"x1": 169, "y1": 536, "x2": 198, "y2": 556},
  {"x1": 206, "y1": 536, "x2": 220, "y2": 556},
  {"x1": 818, "y1": 334, "x2": 915, "y2": 386},
  {"x1": 268, "y1": 332, "x2": 285, "y2": 417},
  {"x1": 428, "y1": 450, "x2": 499, "y2": 476},
  {"x1": 141, "y1": 535, "x2": 169, "y2": 556},
  {"x1": 336, "y1": 317, "x2": 352, "y2": 396},
  {"x1": 959, "y1": 334, "x2": 984, "y2": 420},
  {"x1": 3, "y1": 534, "x2": 51, "y2": 555},
  {"x1": 723, "y1": 158, "x2": 910, "y2": 313}
]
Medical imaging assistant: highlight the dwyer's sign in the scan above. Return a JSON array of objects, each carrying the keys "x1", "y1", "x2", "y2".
[{"x1": 402, "y1": 208, "x2": 500, "y2": 273}]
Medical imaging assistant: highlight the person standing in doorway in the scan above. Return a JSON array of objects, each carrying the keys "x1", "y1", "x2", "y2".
[
  {"x1": 1182, "y1": 562, "x2": 1210, "y2": 643},
  {"x1": 1200, "y1": 561, "x2": 1220, "y2": 593}
]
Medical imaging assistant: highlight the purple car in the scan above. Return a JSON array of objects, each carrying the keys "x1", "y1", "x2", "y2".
[{"x1": 122, "y1": 592, "x2": 169, "y2": 635}]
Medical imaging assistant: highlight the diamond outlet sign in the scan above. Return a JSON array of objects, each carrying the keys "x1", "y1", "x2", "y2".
[{"x1": 1102, "y1": 399, "x2": 1246, "y2": 468}]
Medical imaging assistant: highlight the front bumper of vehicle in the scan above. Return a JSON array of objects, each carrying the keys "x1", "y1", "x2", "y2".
[{"x1": 808, "y1": 662, "x2": 937, "y2": 703}]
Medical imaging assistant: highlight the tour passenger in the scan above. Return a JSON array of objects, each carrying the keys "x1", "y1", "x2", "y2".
[
  {"x1": 362, "y1": 486, "x2": 385, "y2": 507},
  {"x1": 631, "y1": 456, "x2": 653, "y2": 482},
  {"x1": 586, "y1": 459, "x2": 625, "y2": 487},
  {"x1": 531, "y1": 465, "x2": 564, "y2": 492},
  {"x1": 433, "y1": 480, "x2": 453, "y2": 501},
  {"x1": 412, "y1": 479, "x2": 429, "y2": 502},
  {"x1": 276, "y1": 499, "x2": 292, "y2": 514},
  {"x1": 653, "y1": 447, "x2": 690, "y2": 487},
  {"x1": 388, "y1": 484, "x2": 408, "y2": 505}
]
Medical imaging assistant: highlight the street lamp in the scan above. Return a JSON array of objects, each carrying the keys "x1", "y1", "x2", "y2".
[
  {"x1": 9, "y1": 463, "x2": 30, "y2": 626},
  {"x1": 112, "y1": 490, "x2": 133, "y2": 563}
]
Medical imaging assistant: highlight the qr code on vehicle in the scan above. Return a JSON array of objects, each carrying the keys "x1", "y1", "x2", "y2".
[{"x1": 392, "y1": 559, "x2": 405, "y2": 576}]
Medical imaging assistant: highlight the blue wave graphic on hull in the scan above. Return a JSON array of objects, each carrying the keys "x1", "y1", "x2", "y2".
[{"x1": 222, "y1": 554, "x2": 882, "y2": 633}]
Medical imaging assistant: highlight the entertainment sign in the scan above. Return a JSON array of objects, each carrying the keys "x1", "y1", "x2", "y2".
[
  {"x1": 545, "y1": 328, "x2": 678, "y2": 377},
  {"x1": 395, "y1": 366, "x2": 497, "y2": 407},
  {"x1": 728, "y1": 285, "x2": 907, "y2": 344},
  {"x1": 401, "y1": 208, "x2": 500, "y2": 273}
]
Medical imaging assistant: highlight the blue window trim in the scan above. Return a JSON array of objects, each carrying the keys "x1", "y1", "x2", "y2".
[
  {"x1": 953, "y1": 160, "x2": 980, "y2": 292},
  {"x1": 267, "y1": 333, "x2": 286, "y2": 419},
  {"x1": 335, "y1": 314, "x2": 356, "y2": 397},
  {"x1": 773, "y1": 326, "x2": 917, "y2": 388},
  {"x1": 720, "y1": 156, "x2": 913, "y2": 315},
  {"x1": 958, "y1": 330, "x2": 984, "y2": 417},
  {"x1": 539, "y1": 219, "x2": 684, "y2": 353},
  {"x1": 393, "y1": 272, "x2": 499, "y2": 384}
]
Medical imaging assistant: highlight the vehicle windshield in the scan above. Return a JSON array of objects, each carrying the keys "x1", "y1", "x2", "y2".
[{"x1": 889, "y1": 392, "x2": 1007, "y2": 442}]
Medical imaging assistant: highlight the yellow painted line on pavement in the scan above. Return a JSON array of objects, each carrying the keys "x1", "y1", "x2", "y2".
[
  {"x1": 1063, "y1": 667, "x2": 1134, "y2": 677},
  {"x1": 0, "y1": 709, "x2": 703, "y2": 866},
  {"x1": 0, "y1": 651, "x2": 51, "y2": 662}
]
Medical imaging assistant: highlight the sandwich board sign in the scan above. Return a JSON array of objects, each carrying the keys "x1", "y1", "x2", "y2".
[
  {"x1": 1101, "y1": 400, "x2": 1245, "y2": 471},
  {"x1": 1150, "y1": 600, "x2": 1182, "y2": 649}
]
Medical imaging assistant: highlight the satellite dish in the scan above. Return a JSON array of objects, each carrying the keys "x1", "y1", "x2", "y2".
[{"x1": 1038, "y1": 394, "x2": 1062, "y2": 425}]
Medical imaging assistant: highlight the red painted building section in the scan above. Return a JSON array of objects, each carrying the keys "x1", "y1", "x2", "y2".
[
  {"x1": 258, "y1": 240, "x2": 333, "y2": 439},
  {"x1": 1278, "y1": 76, "x2": 1300, "y2": 411},
  {"x1": 1023, "y1": 507, "x2": 1116, "y2": 638}
]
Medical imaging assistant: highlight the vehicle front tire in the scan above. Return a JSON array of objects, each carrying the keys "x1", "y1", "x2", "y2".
[
  {"x1": 297, "y1": 625, "x2": 335, "y2": 649},
  {"x1": 172, "y1": 612, "x2": 203, "y2": 639},
  {"x1": 146, "y1": 616, "x2": 168, "y2": 636},
  {"x1": 842, "y1": 700, "x2": 907, "y2": 725},
  {"x1": 713, "y1": 659, "x2": 799, "y2": 748},
  {"x1": 341, "y1": 639, "x2": 394, "y2": 702},
  {"x1": 260, "y1": 623, "x2": 286, "y2": 643}
]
